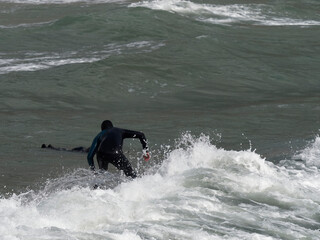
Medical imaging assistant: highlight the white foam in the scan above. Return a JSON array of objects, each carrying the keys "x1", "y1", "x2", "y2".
[
  {"x1": 130, "y1": 0, "x2": 214, "y2": 14},
  {"x1": 130, "y1": 0, "x2": 320, "y2": 26},
  {"x1": 0, "y1": 41, "x2": 164, "y2": 75},
  {"x1": 0, "y1": 57, "x2": 100, "y2": 74},
  {"x1": 1, "y1": 134, "x2": 320, "y2": 239},
  {"x1": 160, "y1": 134, "x2": 273, "y2": 177},
  {"x1": 296, "y1": 136, "x2": 320, "y2": 167},
  {"x1": 0, "y1": 20, "x2": 57, "y2": 29}
]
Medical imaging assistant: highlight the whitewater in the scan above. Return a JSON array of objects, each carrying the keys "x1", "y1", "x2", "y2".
[{"x1": 1, "y1": 134, "x2": 320, "y2": 240}]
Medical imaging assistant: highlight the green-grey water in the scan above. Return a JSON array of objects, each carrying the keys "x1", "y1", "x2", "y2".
[{"x1": 1, "y1": 0, "x2": 320, "y2": 239}]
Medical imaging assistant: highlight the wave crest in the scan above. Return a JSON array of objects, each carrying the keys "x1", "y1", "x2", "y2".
[{"x1": 130, "y1": 0, "x2": 320, "y2": 26}]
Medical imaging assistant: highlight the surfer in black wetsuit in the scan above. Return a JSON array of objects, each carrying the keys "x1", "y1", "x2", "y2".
[
  {"x1": 87, "y1": 120, "x2": 150, "y2": 178},
  {"x1": 41, "y1": 144, "x2": 89, "y2": 153}
]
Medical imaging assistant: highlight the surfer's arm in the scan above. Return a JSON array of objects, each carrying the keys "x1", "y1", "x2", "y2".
[
  {"x1": 87, "y1": 133, "x2": 101, "y2": 169},
  {"x1": 122, "y1": 129, "x2": 149, "y2": 151}
]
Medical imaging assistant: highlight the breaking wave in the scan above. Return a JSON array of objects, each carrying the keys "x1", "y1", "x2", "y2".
[{"x1": 1, "y1": 134, "x2": 320, "y2": 239}]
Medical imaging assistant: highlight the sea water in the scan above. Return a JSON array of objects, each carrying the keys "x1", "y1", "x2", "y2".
[{"x1": 1, "y1": 0, "x2": 320, "y2": 239}]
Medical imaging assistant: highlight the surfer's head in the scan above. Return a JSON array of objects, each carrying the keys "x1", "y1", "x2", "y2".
[{"x1": 101, "y1": 120, "x2": 113, "y2": 130}]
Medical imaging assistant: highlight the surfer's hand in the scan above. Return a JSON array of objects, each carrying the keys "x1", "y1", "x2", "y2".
[{"x1": 143, "y1": 152, "x2": 150, "y2": 161}]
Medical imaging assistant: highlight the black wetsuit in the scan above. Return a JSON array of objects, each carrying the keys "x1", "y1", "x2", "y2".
[
  {"x1": 41, "y1": 144, "x2": 89, "y2": 153},
  {"x1": 87, "y1": 127, "x2": 148, "y2": 178}
]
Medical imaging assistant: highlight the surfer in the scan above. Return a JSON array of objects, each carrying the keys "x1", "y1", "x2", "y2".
[
  {"x1": 41, "y1": 144, "x2": 89, "y2": 153},
  {"x1": 87, "y1": 120, "x2": 150, "y2": 178}
]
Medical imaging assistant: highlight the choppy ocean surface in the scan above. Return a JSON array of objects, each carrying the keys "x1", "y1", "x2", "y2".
[{"x1": 1, "y1": 0, "x2": 320, "y2": 239}]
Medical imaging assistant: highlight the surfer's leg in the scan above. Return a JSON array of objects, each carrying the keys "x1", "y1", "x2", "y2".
[
  {"x1": 71, "y1": 146, "x2": 87, "y2": 152},
  {"x1": 97, "y1": 156, "x2": 109, "y2": 171},
  {"x1": 111, "y1": 154, "x2": 137, "y2": 178}
]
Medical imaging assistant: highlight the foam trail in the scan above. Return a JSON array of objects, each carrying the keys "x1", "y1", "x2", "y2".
[
  {"x1": 0, "y1": 20, "x2": 57, "y2": 29},
  {"x1": 1, "y1": 134, "x2": 320, "y2": 239},
  {"x1": 0, "y1": 41, "x2": 164, "y2": 75}
]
